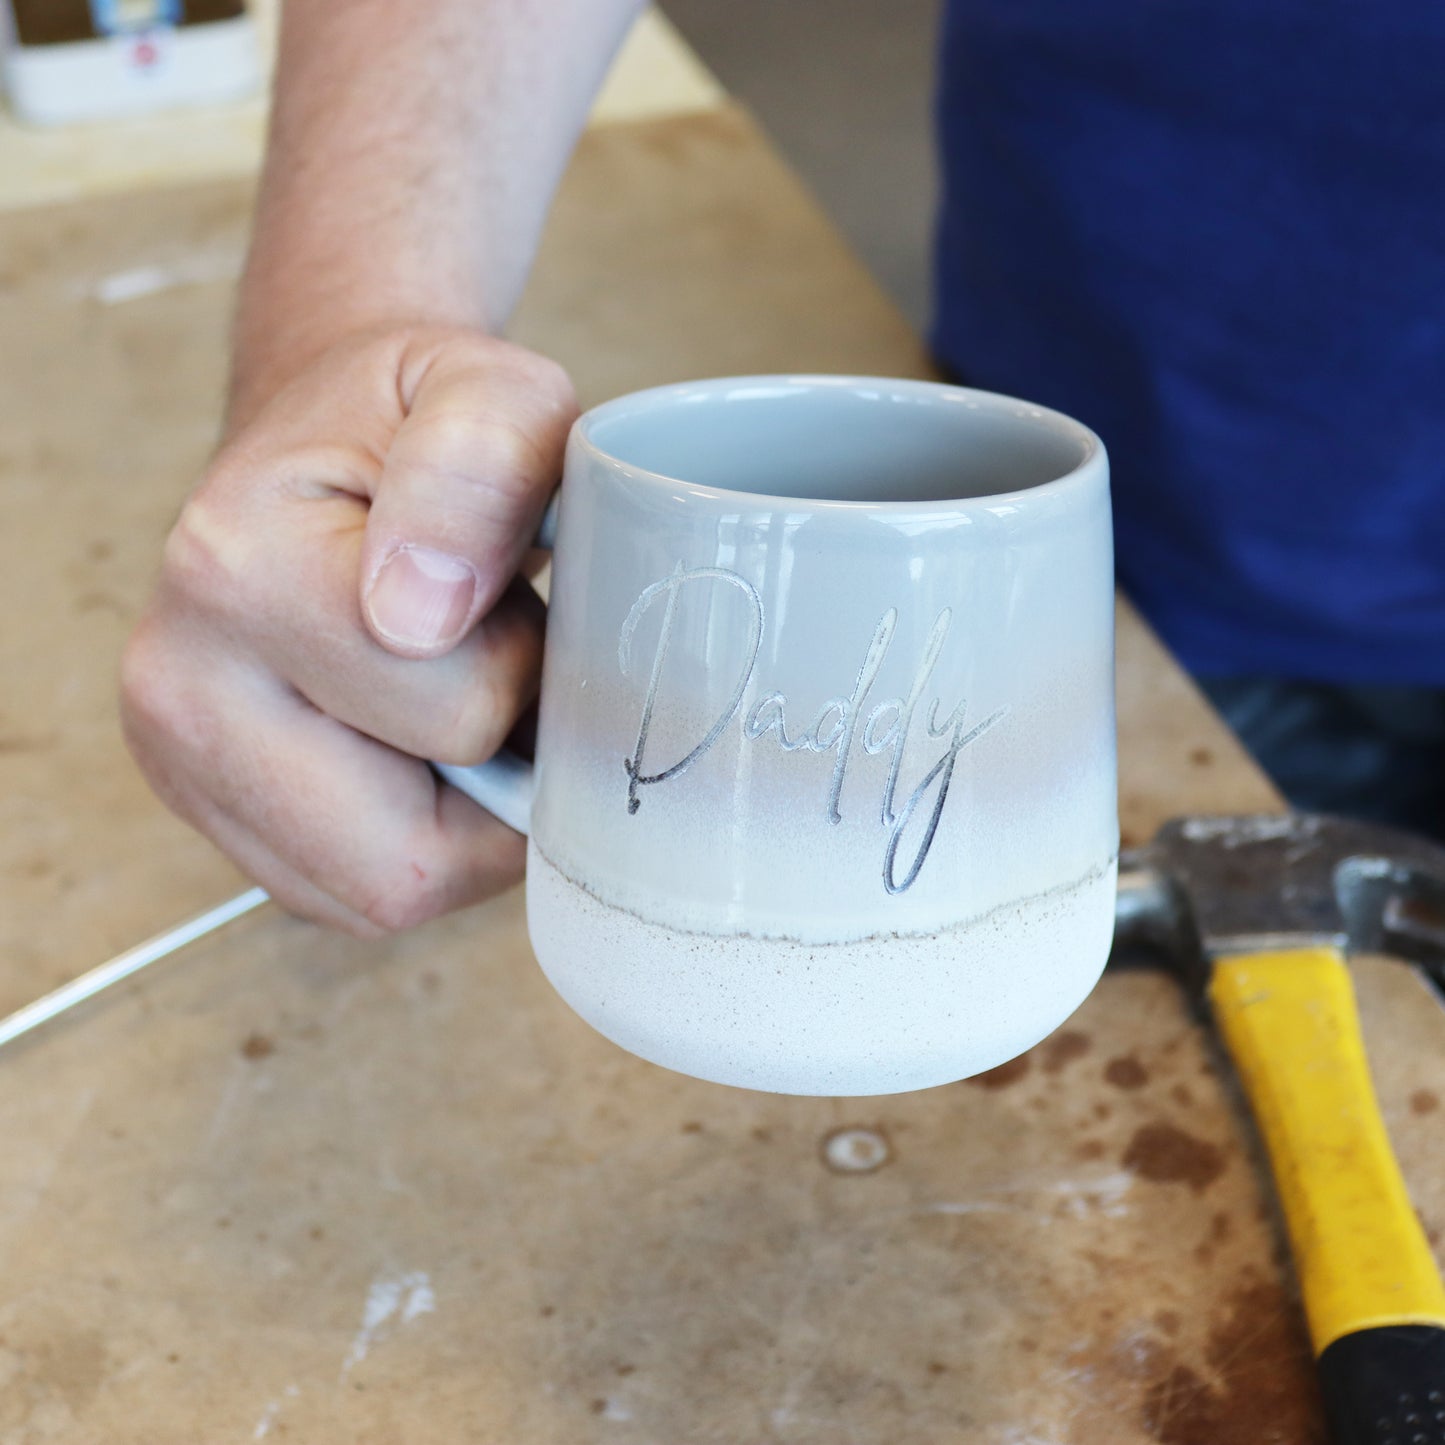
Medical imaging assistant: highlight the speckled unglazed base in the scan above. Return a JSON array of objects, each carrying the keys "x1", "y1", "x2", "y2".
[{"x1": 529, "y1": 840, "x2": 1118, "y2": 1095}]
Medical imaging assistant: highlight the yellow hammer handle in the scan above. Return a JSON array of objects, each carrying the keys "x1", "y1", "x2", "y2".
[{"x1": 1210, "y1": 946, "x2": 1445, "y2": 1354}]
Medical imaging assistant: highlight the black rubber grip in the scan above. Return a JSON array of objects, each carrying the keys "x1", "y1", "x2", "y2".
[{"x1": 1318, "y1": 1326, "x2": 1445, "y2": 1445}]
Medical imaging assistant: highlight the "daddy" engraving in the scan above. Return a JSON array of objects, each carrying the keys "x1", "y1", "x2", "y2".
[{"x1": 618, "y1": 562, "x2": 1004, "y2": 894}]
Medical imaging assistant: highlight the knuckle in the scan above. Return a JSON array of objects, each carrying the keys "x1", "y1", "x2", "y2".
[
  {"x1": 117, "y1": 627, "x2": 220, "y2": 824},
  {"x1": 428, "y1": 619, "x2": 541, "y2": 766},
  {"x1": 354, "y1": 868, "x2": 445, "y2": 935},
  {"x1": 159, "y1": 503, "x2": 224, "y2": 605},
  {"x1": 476, "y1": 416, "x2": 548, "y2": 483},
  {"x1": 516, "y1": 349, "x2": 578, "y2": 410},
  {"x1": 420, "y1": 655, "x2": 520, "y2": 765},
  {"x1": 426, "y1": 688, "x2": 513, "y2": 769},
  {"x1": 119, "y1": 619, "x2": 234, "y2": 789},
  {"x1": 159, "y1": 486, "x2": 258, "y2": 619},
  {"x1": 416, "y1": 412, "x2": 548, "y2": 503},
  {"x1": 119, "y1": 622, "x2": 190, "y2": 741}
]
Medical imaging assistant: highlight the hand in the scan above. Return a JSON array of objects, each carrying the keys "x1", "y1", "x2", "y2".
[{"x1": 121, "y1": 326, "x2": 578, "y2": 935}]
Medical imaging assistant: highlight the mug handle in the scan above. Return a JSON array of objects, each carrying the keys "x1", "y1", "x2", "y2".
[{"x1": 428, "y1": 491, "x2": 561, "y2": 837}]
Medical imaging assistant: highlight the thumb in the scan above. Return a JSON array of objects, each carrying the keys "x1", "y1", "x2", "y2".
[{"x1": 360, "y1": 336, "x2": 577, "y2": 658}]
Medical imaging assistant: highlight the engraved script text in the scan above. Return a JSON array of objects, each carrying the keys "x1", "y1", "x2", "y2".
[{"x1": 618, "y1": 563, "x2": 1004, "y2": 893}]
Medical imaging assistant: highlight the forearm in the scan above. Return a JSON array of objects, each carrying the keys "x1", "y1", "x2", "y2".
[{"x1": 229, "y1": 0, "x2": 641, "y2": 430}]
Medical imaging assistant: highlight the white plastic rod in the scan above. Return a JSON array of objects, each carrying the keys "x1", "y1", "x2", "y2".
[{"x1": 0, "y1": 887, "x2": 269, "y2": 1050}]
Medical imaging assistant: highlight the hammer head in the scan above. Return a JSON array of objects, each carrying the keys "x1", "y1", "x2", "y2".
[{"x1": 1113, "y1": 813, "x2": 1445, "y2": 1001}]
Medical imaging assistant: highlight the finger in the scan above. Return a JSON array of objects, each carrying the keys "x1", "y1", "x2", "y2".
[
  {"x1": 235, "y1": 690, "x2": 529, "y2": 930},
  {"x1": 123, "y1": 623, "x2": 526, "y2": 933},
  {"x1": 171, "y1": 462, "x2": 546, "y2": 767},
  {"x1": 243, "y1": 493, "x2": 546, "y2": 765},
  {"x1": 360, "y1": 337, "x2": 576, "y2": 658},
  {"x1": 123, "y1": 629, "x2": 379, "y2": 933},
  {"x1": 289, "y1": 575, "x2": 545, "y2": 768},
  {"x1": 185, "y1": 798, "x2": 385, "y2": 936}
]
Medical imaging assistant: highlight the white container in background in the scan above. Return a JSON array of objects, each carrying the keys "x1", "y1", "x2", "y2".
[{"x1": 3, "y1": 0, "x2": 260, "y2": 125}]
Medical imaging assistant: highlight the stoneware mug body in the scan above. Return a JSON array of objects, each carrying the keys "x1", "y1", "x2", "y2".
[{"x1": 443, "y1": 375, "x2": 1117, "y2": 1095}]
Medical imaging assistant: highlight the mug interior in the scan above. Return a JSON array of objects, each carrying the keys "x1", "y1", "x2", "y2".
[{"x1": 580, "y1": 377, "x2": 1096, "y2": 503}]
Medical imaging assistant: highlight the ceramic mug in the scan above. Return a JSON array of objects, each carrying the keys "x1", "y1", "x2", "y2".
[{"x1": 440, "y1": 375, "x2": 1117, "y2": 1095}]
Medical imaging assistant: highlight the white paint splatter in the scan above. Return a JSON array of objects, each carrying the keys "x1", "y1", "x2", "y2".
[
  {"x1": 88, "y1": 249, "x2": 242, "y2": 306},
  {"x1": 598, "y1": 1399, "x2": 633, "y2": 1422},
  {"x1": 769, "y1": 1367, "x2": 812, "y2": 1433},
  {"x1": 341, "y1": 1271, "x2": 435, "y2": 1375},
  {"x1": 251, "y1": 1385, "x2": 298, "y2": 1439},
  {"x1": 376, "y1": 1149, "x2": 426, "y2": 1203},
  {"x1": 1047, "y1": 1171, "x2": 1134, "y2": 1217},
  {"x1": 924, "y1": 1171, "x2": 1134, "y2": 1223},
  {"x1": 401, "y1": 1275, "x2": 436, "y2": 1323}
]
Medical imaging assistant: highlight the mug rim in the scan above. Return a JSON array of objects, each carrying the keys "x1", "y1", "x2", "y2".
[{"x1": 572, "y1": 373, "x2": 1106, "y2": 513}]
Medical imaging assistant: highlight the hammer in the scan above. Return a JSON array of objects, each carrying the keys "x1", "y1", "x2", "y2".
[{"x1": 1114, "y1": 813, "x2": 1445, "y2": 1441}]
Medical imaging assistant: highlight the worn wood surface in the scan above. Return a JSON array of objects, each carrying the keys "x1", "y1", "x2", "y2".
[{"x1": 2, "y1": 105, "x2": 1442, "y2": 1445}]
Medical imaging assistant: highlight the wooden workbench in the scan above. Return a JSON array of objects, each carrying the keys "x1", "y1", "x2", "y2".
[{"x1": 1, "y1": 25, "x2": 1442, "y2": 1445}]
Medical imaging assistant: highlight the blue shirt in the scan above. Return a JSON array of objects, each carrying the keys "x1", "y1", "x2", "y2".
[{"x1": 933, "y1": 2, "x2": 1445, "y2": 683}]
